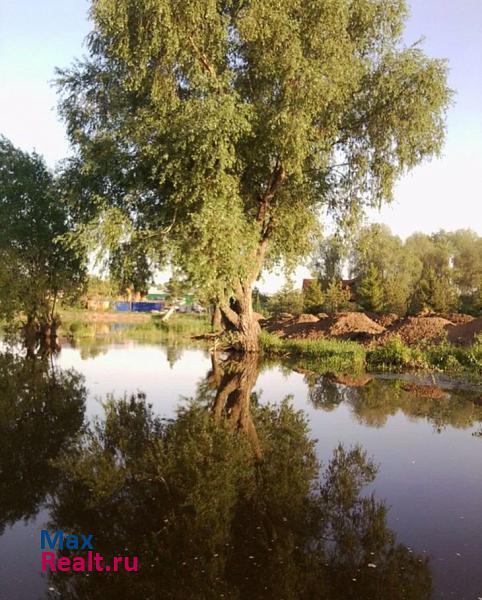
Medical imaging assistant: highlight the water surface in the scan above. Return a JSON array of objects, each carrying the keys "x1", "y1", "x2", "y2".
[{"x1": 0, "y1": 340, "x2": 481, "y2": 599}]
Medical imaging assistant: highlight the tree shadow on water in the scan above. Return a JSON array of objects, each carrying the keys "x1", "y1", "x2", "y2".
[
  {"x1": 0, "y1": 352, "x2": 86, "y2": 534},
  {"x1": 47, "y1": 355, "x2": 432, "y2": 599}
]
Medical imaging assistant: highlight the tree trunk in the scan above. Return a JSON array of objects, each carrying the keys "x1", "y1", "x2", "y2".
[
  {"x1": 220, "y1": 282, "x2": 261, "y2": 353},
  {"x1": 211, "y1": 303, "x2": 223, "y2": 332}
]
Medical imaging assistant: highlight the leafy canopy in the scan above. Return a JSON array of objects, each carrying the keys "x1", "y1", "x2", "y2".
[
  {"x1": 57, "y1": 0, "x2": 451, "y2": 301},
  {"x1": 0, "y1": 137, "x2": 86, "y2": 326}
]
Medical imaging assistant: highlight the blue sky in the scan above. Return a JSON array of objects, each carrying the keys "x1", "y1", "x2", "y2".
[{"x1": 0, "y1": 0, "x2": 481, "y2": 290}]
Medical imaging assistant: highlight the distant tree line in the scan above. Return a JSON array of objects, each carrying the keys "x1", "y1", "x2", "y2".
[
  {"x1": 313, "y1": 224, "x2": 481, "y2": 315},
  {"x1": 264, "y1": 225, "x2": 481, "y2": 318}
]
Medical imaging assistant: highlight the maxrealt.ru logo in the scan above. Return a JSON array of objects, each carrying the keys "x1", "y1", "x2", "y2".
[{"x1": 41, "y1": 530, "x2": 139, "y2": 573}]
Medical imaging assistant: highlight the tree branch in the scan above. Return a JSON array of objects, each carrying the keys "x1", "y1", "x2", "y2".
[{"x1": 187, "y1": 34, "x2": 221, "y2": 90}]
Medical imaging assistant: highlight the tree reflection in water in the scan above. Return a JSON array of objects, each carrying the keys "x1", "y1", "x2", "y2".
[
  {"x1": 48, "y1": 355, "x2": 432, "y2": 599},
  {"x1": 0, "y1": 352, "x2": 86, "y2": 534},
  {"x1": 309, "y1": 375, "x2": 482, "y2": 432}
]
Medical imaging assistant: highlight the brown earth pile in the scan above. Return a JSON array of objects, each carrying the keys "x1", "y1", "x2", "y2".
[
  {"x1": 447, "y1": 317, "x2": 482, "y2": 346},
  {"x1": 263, "y1": 311, "x2": 384, "y2": 340},
  {"x1": 370, "y1": 313, "x2": 400, "y2": 328},
  {"x1": 380, "y1": 316, "x2": 454, "y2": 346},
  {"x1": 278, "y1": 312, "x2": 294, "y2": 320},
  {"x1": 263, "y1": 311, "x2": 480, "y2": 347},
  {"x1": 428, "y1": 312, "x2": 475, "y2": 325},
  {"x1": 296, "y1": 313, "x2": 320, "y2": 324},
  {"x1": 328, "y1": 312, "x2": 385, "y2": 337},
  {"x1": 263, "y1": 315, "x2": 328, "y2": 339}
]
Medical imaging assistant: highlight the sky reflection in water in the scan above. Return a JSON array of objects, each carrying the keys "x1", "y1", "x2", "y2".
[{"x1": 0, "y1": 340, "x2": 480, "y2": 600}]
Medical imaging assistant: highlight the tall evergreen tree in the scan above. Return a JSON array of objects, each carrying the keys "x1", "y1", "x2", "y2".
[{"x1": 357, "y1": 264, "x2": 385, "y2": 312}]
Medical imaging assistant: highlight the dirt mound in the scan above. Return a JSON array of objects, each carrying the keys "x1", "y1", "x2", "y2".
[
  {"x1": 328, "y1": 312, "x2": 385, "y2": 337},
  {"x1": 264, "y1": 311, "x2": 384, "y2": 340},
  {"x1": 382, "y1": 316, "x2": 453, "y2": 346},
  {"x1": 428, "y1": 312, "x2": 475, "y2": 325},
  {"x1": 295, "y1": 313, "x2": 319, "y2": 324},
  {"x1": 371, "y1": 313, "x2": 400, "y2": 328},
  {"x1": 447, "y1": 317, "x2": 482, "y2": 346},
  {"x1": 263, "y1": 316, "x2": 328, "y2": 339},
  {"x1": 278, "y1": 312, "x2": 293, "y2": 320}
]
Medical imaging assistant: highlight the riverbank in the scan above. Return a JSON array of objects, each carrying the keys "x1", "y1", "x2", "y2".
[
  {"x1": 60, "y1": 309, "x2": 211, "y2": 341},
  {"x1": 59, "y1": 309, "x2": 481, "y2": 376},
  {"x1": 260, "y1": 330, "x2": 482, "y2": 377}
]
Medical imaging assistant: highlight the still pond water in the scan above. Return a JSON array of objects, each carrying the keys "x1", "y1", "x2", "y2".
[{"x1": 0, "y1": 339, "x2": 481, "y2": 600}]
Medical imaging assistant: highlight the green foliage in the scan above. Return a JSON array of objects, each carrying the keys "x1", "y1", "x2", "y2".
[
  {"x1": 366, "y1": 336, "x2": 417, "y2": 369},
  {"x1": 357, "y1": 264, "x2": 385, "y2": 312},
  {"x1": 56, "y1": 0, "x2": 451, "y2": 339},
  {"x1": 303, "y1": 279, "x2": 325, "y2": 314},
  {"x1": 262, "y1": 330, "x2": 481, "y2": 375},
  {"x1": 149, "y1": 313, "x2": 210, "y2": 335},
  {"x1": 311, "y1": 234, "x2": 348, "y2": 282},
  {"x1": 313, "y1": 224, "x2": 482, "y2": 316},
  {"x1": 85, "y1": 275, "x2": 116, "y2": 299},
  {"x1": 260, "y1": 331, "x2": 366, "y2": 372},
  {"x1": 108, "y1": 241, "x2": 153, "y2": 295},
  {"x1": 323, "y1": 278, "x2": 352, "y2": 312},
  {"x1": 0, "y1": 137, "x2": 86, "y2": 328},
  {"x1": 62, "y1": 311, "x2": 210, "y2": 341},
  {"x1": 266, "y1": 285, "x2": 304, "y2": 316},
  {"x1": 410, "y1": 265, "x2": 458, "y2": 313}
]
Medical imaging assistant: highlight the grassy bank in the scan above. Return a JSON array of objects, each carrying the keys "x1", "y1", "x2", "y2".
[
  {"x1": 260, "y1": 331, "x2": 482, "y2": 376},
  {"x1": 62, "y1": 310, "x2": 211, "y2": 341}
]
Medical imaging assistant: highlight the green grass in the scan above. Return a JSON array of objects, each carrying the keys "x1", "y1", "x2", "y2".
[
  {"x1": 63, "y1": 313, "x2": 211, "y2": 341},
  {"x1": 149, "y1": 314, "x2": 210, "y2": 335},
  {"x1": 261, "y1": 330, "x2": 482, "y2": 376},
  {"x1": 260, "y1": 331, "x2": 366, "y2": 373}
]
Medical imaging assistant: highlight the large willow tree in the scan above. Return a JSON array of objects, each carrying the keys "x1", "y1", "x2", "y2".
[{"x1": 58, "y1": 0, "x2": 451, "y2": 351}]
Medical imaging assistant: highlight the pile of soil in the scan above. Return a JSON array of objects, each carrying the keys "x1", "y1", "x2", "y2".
[
  {"x1": 278, "y1": 312, "x2": 294, "y2": 320},
  {"x1": 295, "y1": 313, "x2": 320, "y2": 324},
  {"x1": 328, "y1": 312, "x2": 384, "y2": 337},
  {"x1": 380, "y1": 316, "x2": 454, "y2": 346},
  {"x1": 263, "y1": 311, "x2": 384, "y2": 341},
  {"x1": 263, "y1": 311, "x2": 480, "y2": 347},
  {"x1": 263, "y1": 314, "x2": 327, "y2": 339},
  {"x1": 369, "y1": 313, "x2": 400, "y2": 328},
  {"x1": 447, "y1": 317, "x2": 482, "y2": 346},
  {"x1": 428, "y1": 312, "x2": 475, "y2": 325}
]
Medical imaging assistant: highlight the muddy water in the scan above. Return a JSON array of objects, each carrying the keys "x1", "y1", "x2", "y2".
[{"x1": 0, "y1": 340, "x2": 481, "y2": 600}]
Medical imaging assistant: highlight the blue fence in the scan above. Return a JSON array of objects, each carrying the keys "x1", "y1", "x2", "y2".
[
  {"x1": 113, "y1": 301, "x2": 131, "y2": 312},
  {"x1": 131, "y1": 302, "x2": 163, "y2": 312}
]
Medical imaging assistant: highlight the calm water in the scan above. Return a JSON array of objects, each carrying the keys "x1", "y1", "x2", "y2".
[{"x1": 0, "y1": 339, "x2": 481, "y2": 600}]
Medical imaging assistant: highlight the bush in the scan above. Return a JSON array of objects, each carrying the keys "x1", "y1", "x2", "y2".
[{"x1": 366, "y1": 336, "x2": 414, "y2": 369}]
